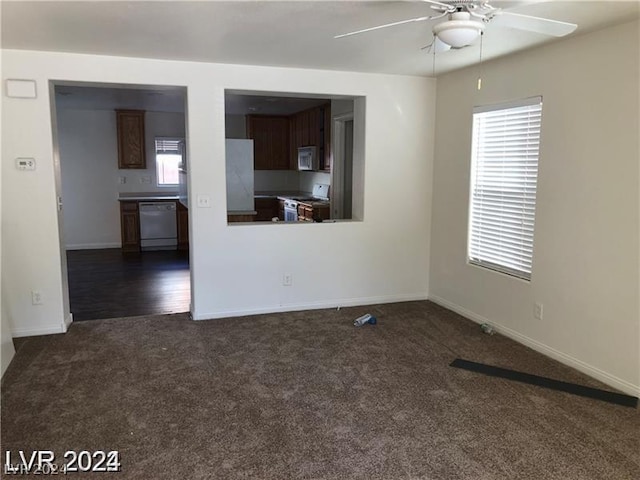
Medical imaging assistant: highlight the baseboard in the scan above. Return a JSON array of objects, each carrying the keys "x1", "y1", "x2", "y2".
[
  {"x1": 428, "y1": 294, "x2": 640, "y2": 398},
  {"x1": 63, "y1": 313, "x2": 73, "y2": 332},
  {"x1": 12, "y1": 324, "x2": 67, "y2": 338},
  {"x1": 66, "y1": 242, "x2": 121, "y2": 250},
  {"x1": 192, "y1": 293, "x2": 429, "y2": 321}
]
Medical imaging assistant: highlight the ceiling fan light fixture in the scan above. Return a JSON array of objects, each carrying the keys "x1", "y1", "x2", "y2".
[{"x1": 433, "y1": 12, "x2": 485, "y2": 48}]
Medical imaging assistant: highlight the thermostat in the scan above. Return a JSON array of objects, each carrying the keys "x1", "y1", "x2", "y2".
[{"x1": 16, "y1": 158, "x2": 36, "y2": 171}]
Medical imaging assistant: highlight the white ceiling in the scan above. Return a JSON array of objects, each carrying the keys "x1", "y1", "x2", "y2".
[
  {"x1": 2, "y1": 1, "x2": 638, "y2": 77},
  {"x1": 54, "y1": 85, "x2": 187, "y2": 112},
  {"x1": 53, "y1": 85, "x2": 342, "y2": 115}
]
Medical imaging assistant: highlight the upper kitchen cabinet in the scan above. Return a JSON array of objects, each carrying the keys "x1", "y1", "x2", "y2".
[
  {"x1": 116, "y1": 110, "x2": 146, "y2": 169},
  {"x1": 290, "y1": 103, "x2": 331, "y2": 171},
  {"x1": 321, "y1": 103, "x2": 331, "y2": 172},
  {"x1": 246, "y1": 115, "x2": 290, "y2": 170}
]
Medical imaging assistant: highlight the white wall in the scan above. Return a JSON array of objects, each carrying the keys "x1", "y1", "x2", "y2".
[
  {"x1": 57, "y1": 109, "x2": 185, "y2": 249},
  {"x1": 429, "y1": 20, "x2": 640, "y2": 395},
  {"x1": 254, "y1": 170, "x2": 299, "y2": 192},
  {"x1": 1, "y1": 100, "x2": 15, "y2": 375},
  {"x1": 1, "y1": 49, "x2": 436, "y2": 338},
  {"x1": 1, "y1": 299, "x2": 15, "y2": 377},
  {"x1": 299, "y1": 171, "x2": 331, "y2": 193}
]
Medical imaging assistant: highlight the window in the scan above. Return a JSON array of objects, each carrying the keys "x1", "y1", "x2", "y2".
[
  {"x1": 468, "y1": 97, "x2": 542, "y2": 281},
  {"x1": 155, "y1": 138, "x2": 183, "y2": 186}
]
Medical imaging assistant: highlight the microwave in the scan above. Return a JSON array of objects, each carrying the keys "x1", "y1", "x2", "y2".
[{"x1": 297, "y1": 146, "x2": 318, "y2": 171}]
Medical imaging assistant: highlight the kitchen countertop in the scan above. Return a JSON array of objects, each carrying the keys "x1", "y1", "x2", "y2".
[
  {"x1": 228, "y1": 210, "x2": 257, "y2": 215},
  {"x1": 118, "y1": 193, "x2": 179, "y2": 201},
  {"x1": 255, "y1": 191, "x2": 308, "y2": 199},
  {"x1": 255, "y1": 191, "x2": 328, "y2": 206}
]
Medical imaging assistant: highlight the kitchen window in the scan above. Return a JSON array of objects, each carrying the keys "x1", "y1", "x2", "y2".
[
  {"x1": 467, "y1": 97, "x2": 542, "y2": 281},
  {"x1": 155, "y1": 137, "x2": 183, "y2": 186}
]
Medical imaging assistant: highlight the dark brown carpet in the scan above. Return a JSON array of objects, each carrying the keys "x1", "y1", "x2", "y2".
[{"x1": 2, "y1": 301, "x2": 638, "y2": 479}]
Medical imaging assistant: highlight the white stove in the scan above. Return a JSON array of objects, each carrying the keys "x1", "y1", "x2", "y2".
[{"x1": 283, "y1": 184, "x2": 330, "y2": 222}]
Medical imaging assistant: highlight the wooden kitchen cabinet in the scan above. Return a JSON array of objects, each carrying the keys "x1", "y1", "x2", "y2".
[
  {"x1": 255, "y1": 197, "x2": 278, "y2": 221},
  {"x1": 120, "y1": 201, "x2": 140, "y2": 252},
  {"x1": 289, "y1": 103, "x2": 331, "y2": 171},
  {"x1": 321, "y1": 103, "x2": 331, "y2": 171},
  {"x1": 177, "y1": 202, "x2": 189, "y2": 251},
  {"x1": 297, "y1": 202, "x2": 330, "y2": 222},
  {"x1": 246, "y1": 115, "x2": 290, "y2": 170},
  {"x1": 116, "y1": 110, "x2": 146, "y2": 169}
]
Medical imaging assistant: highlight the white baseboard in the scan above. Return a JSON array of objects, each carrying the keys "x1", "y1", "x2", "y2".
[
  {"x1": 12, "y1": 323, "x2": 67, "y2": 338},
  {"x1": 428, "y1": 294, "x2": 640, "y2": 398},
  {"x1": 66, "y1": 242, "x2": 121, "y2": 250},
  {"x1": 63, "y1": 313, "x2": 73, "y2": 332},
  {"x1": 192, "y1": 293, "x2": 428, "y2": 321}
]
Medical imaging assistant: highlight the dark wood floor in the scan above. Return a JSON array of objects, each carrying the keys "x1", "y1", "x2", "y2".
[{"x1": 66, "y1": 248, "x2": 190, "y2": 321}]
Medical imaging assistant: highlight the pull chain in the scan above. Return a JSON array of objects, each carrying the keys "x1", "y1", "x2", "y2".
[
  {"x1": 432, "y1": 34, "x2": 437, "y2": 77},
  {"x1": 477, "y1": 31, "x2": 484, "y2": 90}
]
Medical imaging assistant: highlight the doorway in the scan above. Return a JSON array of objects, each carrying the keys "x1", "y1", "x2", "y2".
[
  {"x1": 50, "y1": 82, "x2": 192, "y2": 322},
  {"x1": 331, "y1": 111, "x2": 355, "y2": 220}
]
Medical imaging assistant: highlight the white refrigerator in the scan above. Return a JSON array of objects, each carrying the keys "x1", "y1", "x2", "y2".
[{"x1": 225, "y1": 139, "x2": 254, "y2": 212}]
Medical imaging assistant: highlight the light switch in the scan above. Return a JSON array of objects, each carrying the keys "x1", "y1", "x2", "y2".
[
  {"x1": 118, "y1": 176, "x2": 126, "y2": 184},
  {"x1": 197, "y1": 195, "x2": 211, "y2": 208},
  {"x1": 16, "y1": 158, "x2": 36, "y2": 170}
]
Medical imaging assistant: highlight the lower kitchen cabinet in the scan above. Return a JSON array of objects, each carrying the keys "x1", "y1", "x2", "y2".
[
  {"x1": 120, "y1": 199, "x2": 187, "y2": 252},
  {"x1": 177, "y1": 203, "x2": 189, "y2": 251},
  {"x1": 228, "y1": 214, "x2": 256, "y2": 222},
  {"x1": 120, "y1": 201, "x2": 140, "y2": 253},
  {"x1": 297, "y1": 203, "x2": 330, "y2": 222},
  {"x1": 255, "y1": 197, "x2": 279, "y2": 221}
]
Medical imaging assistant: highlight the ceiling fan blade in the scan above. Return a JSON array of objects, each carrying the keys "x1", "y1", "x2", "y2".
[
  {"x1": 334, "y1": 15, "x2": 432, "y2": 39},
  {"x1": 490, "y1": 11, "x2": 577, "y2": 37},
  {"x1": 419, "y1": 0, "x2": 457, "y2": 11}
]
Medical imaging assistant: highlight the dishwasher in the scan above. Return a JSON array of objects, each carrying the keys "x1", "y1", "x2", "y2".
[{"x1": 139, "y1": 202, "x2": 177, "y2": 250}]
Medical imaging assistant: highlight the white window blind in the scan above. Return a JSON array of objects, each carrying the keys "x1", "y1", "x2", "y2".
[
  {"x1": 155, "y1": 138, "x2": 182, "y2": 155},
  {"x1": 468, "y1": 97, "x2": 542, "y2": 281},
  {"x1": 155, "y1": 138, "x2": 184, "y2": 186}
]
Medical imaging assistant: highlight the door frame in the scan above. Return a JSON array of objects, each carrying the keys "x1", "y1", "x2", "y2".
[
  {"x1": 48, "y1": 80, "x2": 193, "y2": 325},
  {"x1": 331, "y1": 112, "x2": 354, "y2": 219}
]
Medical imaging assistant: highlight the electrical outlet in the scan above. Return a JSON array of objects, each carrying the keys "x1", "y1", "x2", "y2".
[
  {"x1": 534, "y1": 302, "x2": 543, "y2": 320},
  {"x1": 283, "y1": 273, "x2": 293, "y2": 286},
  {"x1": 31, "y1": 290, "x2": 43, "y2": 305}
]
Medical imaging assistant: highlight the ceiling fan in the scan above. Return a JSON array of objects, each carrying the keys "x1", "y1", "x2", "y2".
[{"x1": 335, "y1": 0, "x2": 578, "y2": 52}]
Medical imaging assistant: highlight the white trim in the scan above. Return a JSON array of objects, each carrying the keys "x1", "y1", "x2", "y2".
[
  {"x1": 331, "y1": 112, "x2": 354, "y2": 220},
  {"x1": 66, "y1": 242, "x2": 121, "y2": 250},
  {"x1": 473, "y1": 95, "x2": 542, "y2": 114},
  {"x1": 12, "y1": 324, "x2": 67, "y2": 338},
  {"x1": 428, "y1": 294, "x2": 640, "y2": 397},
  {"x1": 192, "y1": 293, "x2": 428, "y2": 321},
  {"x1": 63, "y1": 313, "x2": 73, "y2": 332}
]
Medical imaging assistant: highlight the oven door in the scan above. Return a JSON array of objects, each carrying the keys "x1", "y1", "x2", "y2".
[{"x1": 284, "y1": 206, "x2": 298, "y2": 222}]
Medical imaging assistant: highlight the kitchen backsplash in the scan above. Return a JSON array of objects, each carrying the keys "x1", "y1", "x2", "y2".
[
  {"x1": 254, "y1": 170, "x2": 299, "y2": 192},
  {"x1": 254, "y1": 170, "x2": 331, "y2": 193},
  {"x1": 299, "y1": 171, "x2": 331, "y2": 193}
]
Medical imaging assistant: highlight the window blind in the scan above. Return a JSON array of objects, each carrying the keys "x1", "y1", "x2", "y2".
[
  {"x1": 155, "y1": 138, "x2": 182, "y2": 154},
  {"x1": 468, "y1": 97, "x2": 542, "y2": 281}
]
